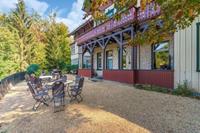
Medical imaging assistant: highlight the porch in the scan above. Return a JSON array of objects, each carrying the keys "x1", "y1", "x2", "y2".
[{"x1": 77, "y1": 27, "x2": 174, "y2": 89}]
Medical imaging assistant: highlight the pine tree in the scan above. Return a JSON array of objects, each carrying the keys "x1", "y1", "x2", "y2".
[
  {"x1": 8, "y1": 0, "x2": 34, "y2": 71},
  {"x1": 45, "y1": 15, "x2": 71, "y2": 70}
]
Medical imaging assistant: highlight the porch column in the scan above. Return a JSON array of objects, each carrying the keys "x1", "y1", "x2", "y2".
[
  {"x1": 78, "y1": 46, "x2": 83, "y2": 69},
  {"x1": 91, "y1": 52, "x2": 94, "y2": 77},
  {"x1": 119, "y1": 45, "x2": 123, "y2": 70},
  {"x1": 102, "y1": 48, "x2": 106, "y2": 70}
]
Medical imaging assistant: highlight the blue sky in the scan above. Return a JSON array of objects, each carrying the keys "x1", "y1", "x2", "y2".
[{"x1": 0, "y1": 0, "x2": 86, "y2": 32}]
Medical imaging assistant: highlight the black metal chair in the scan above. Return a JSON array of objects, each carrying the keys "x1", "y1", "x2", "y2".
[
  {"x1": 69, "y1": 77, "x2": 84, "y2": 103},
  {"x1": 27, "y1": 82, "x2": 49, "y2": 111},
  {"x1": 52, "y1": 81, "x2": 65, "y2": 112}
]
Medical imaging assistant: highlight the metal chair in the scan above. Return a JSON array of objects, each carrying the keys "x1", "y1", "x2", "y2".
[
  {"x1": 69, "y1": 77, "x2": 84, "y2": 103},
  {"x1": 27, "y1": 82, "x2": 49, "y2": 111},
  {"x1": 52, "y1": 81, "x2": 65, "y2": 112}
]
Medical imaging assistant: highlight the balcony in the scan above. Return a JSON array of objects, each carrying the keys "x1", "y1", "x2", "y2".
[{"x1": 76, "y1": 3, "x2": 161, "y2": 45}]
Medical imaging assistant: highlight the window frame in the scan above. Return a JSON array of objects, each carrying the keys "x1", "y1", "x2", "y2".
[
  {"x1": 197, "y1": 22, "x2": 200, "y2": 72},
  {"x1": 106, "y1": 50, "x2": 113, "y2": 70},
  {"x1": 97, "y1": 52, "x2": 102, "y2": 70},
  {"x1": 152, "y1": 41, "x2": 171, "y2": 70}
]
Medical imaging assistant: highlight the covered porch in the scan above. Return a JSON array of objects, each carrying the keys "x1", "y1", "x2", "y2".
[{"x1": 77, "y1": 25, "x2": 174, "y2": 89}]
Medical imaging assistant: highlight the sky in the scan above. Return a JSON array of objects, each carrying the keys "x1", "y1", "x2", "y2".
[{"x1": 0, "y1": 0, "x2": 86, "y2": 32}]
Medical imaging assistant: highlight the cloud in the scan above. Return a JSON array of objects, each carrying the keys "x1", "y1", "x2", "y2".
[
  {"x1": 0, "y1": 0, "x2": 17, "y2": 13},
  {"x1": 24, "y1": 0, "x2": 49, "y2": 15},
  {"x1": 56, "y1": 0, "x2": 87, "y2": 32},
  {"x1": 0, "y1": 0, "x2": 49, "y2": 15}
]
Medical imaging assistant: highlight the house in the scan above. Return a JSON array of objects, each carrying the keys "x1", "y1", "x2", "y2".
[{"x1": 70, "y1": 2, "x2": 200, "y2": 92}]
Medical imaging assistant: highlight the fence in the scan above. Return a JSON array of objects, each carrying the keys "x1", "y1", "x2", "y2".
[{"x1": 0, "y1": 72, "x2": 25, "y2": 99}]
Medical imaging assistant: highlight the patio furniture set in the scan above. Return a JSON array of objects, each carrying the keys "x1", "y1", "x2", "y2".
[{"x1": 25, "y1": 70, "x2": 84, "y2": 112}]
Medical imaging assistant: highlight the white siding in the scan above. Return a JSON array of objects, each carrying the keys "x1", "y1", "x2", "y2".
[
  {"x1": 139, "y1": 45, "x2": 152, "y2": 69},
  {"x1": 174, "y1": 17, "x2": 200, "y2": 92}
]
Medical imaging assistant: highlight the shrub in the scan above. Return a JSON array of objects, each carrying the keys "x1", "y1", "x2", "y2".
[
  {"x1": 172, "y1": 81, "x2": 193, "y2": 97},
  {"x1": 26, "y1": 64, "x2": 42, "y2": 77}
]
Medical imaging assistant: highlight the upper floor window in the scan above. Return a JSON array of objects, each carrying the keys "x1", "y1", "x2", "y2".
[
  {"x1": 152, "y1": 41, "x2": 171, "y2": 70},
  {"x1": 105, "y1": 4, "x2": 116, "y2": 18},
  {"x1": 197, "y1": 22, "x2": 200, "y2": 72}
]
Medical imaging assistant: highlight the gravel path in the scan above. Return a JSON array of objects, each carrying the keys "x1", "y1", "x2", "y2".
[{"x1": 0, "y1": 75, "x2": 200, "y2": 133}]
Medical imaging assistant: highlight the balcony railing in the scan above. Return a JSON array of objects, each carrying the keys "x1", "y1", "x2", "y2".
[{"x1": 76, "y1": 2, "x2": 160, "y2": 45}]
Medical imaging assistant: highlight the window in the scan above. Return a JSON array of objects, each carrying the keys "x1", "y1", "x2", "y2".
[
  {"x1": 152, "y1": 41, "x2": 171, "y2": 70},
  {"x1": 106, "y1": 50, "x2": 113, "y2": 69},
  {"x1": 197, "y1": 23, "x2": 200, "y2": 72},
  {"x1": 83, "y1": 52, "x2": 91, "y2": 69},
  {"x1": 97, "y1": 52, "x2": 102, "y2": 70},
  {"x1": 105, "y1": 4, "x2": 116, "y2": 18}
]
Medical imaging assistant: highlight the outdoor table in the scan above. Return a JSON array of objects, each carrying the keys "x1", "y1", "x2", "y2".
[{"x1": 39, "y1": 75, "x2": 53, "y2": 80}]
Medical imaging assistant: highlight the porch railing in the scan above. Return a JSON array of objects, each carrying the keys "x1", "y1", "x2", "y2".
[
  {"x1": 78, "y1": 69, "x2": 174, "y2": 89},
  {"x1": 78, "y1": 69, "x2": 92, "y2": 78},
  {"x1": 135, "y1": 70, "x2": 174, "y2": 89},
  {"x1": 103, "y1": 70, "x2": 135, "y2": 84},
  {"x1": 0, "y1": 72, "x2": 25, "y2": 99},
  {"x1": 76, "y1": 2, "x2": 160, "y2": 45}
]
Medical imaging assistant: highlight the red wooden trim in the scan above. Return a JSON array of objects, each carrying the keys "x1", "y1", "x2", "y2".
[
  {"x1": 103, "y1": 70, "x2": 135, "y2": 84},
  {"x1": 135, "y1": 70, "x2": 174, "y2": 89},
  {"x1": 78, "y1": 69, "x2": 92, "y2": 78},
  {"x1": 102, "y1": 70, "x2": 174, "y2": 89}
]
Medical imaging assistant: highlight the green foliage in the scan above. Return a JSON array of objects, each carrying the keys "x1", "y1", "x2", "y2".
[
  {"x1": 26, "y1": 64, "x2": 40, "y2": 74},
  {"x1": 7, "y1": 0, "x2": 34, "y2": 71},
  {"x1": 135, "y1": 84, "x2": 170, "y2": 93},
  {"x1": 135, "y1": 80, "x2": 195, "y2": 98},
  {"x1": 65, "y1": 64, "x2": 78, "y2": 73},
  {"x1": 0, "y1": 0, "x2": 71, "y2": 79},
  {"x1": 84, "y1": 0, "x2": 200, "y2": 45},
  {"x1": 172, "y1": 81, "x2": 193, "y2": 97},
  {"x1": 45, "y1": 15, "x2": 71, "y2": 70},
  {"x1": 0, "y1": 25, "x2": 20, "y2": 79}
]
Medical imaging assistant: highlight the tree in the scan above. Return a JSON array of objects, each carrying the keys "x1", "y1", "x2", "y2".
[
  {"x1": 7, "y1": 0, "x2": 34, "y2": 71},
  {"x1": 0, "y1": 26, "x2": 20, "y2": 78},
  {"x1": 30, "y1": 14, "x2": 47, "y2": 69},
  {"x1": 45, "y1": 14, "x2": 71, "y2": 70},
  {"x1": 83, "y1": 0, "x2": 200, "y2": 45}
]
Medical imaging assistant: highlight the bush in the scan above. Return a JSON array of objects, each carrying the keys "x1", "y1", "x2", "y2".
[
  {"x1": 172, "y1": 81, "x2": 193, "y2": 97},
  {"x1": 64, "y1": 64, "x2": 78, "y2": 74},
  {"x1": 135, "y1": 84, "x2": 170, "y2": 93},
  {"x1": 26, "y1": 64, "x2": 42, "y2": 77}
]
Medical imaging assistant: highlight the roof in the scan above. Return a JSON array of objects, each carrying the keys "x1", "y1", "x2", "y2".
[{"x1": 69, "y1": 17, "x2": 93, "y2": 35}]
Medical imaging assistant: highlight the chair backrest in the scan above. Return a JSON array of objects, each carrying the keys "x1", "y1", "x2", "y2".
[
  {"x1": 52, "y1": 81, "x2": 65, "y2": 98},
  {"x1": 61, "y1": 75, "x2": 67, "y2": 82},
  {"x1": 78, "y1": 77, "x2": 84, "y2": 89},
  {"x1": 27, "y1": 82, "x2": 37, "y2": 98},
  {"x1": 74, "y1": 75, "x2": 81, "y2": 85}
]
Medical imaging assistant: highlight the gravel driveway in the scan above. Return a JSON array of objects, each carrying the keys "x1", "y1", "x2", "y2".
[{"x1": 0, "y1": 75, "x2": 200, "y2": 133}]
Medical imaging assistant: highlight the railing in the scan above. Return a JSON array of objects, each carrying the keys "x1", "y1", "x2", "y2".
[
  {"x1": 78, "y1": 69, "x2": 92, "y2": 78},
  {"x1": 103, "y1": 70, "x2": 135, "y2": 84},
  {"x1": 100, "y1": 69, "x2": 174, "y2": 88},
  {"x1": 135, "y1": 70, "x2": 174, "y2": 89},
  {"x1": 76, "y1": 2, "x2": 160, "y2": 45},
  {"x1": 0, "y1": 72, "x2": 25, "y2": 99}
]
